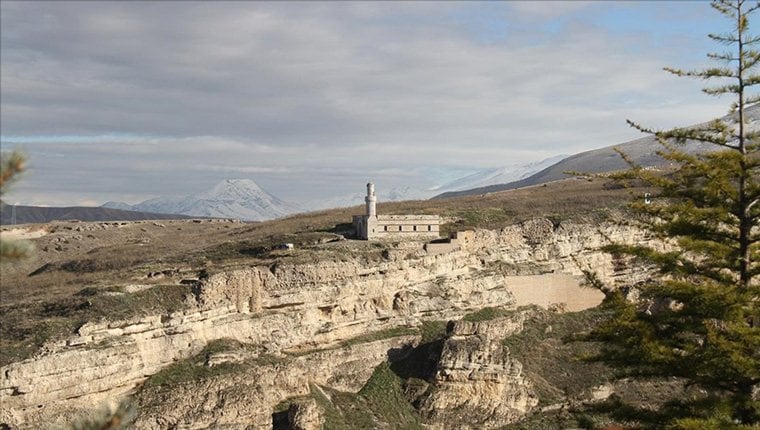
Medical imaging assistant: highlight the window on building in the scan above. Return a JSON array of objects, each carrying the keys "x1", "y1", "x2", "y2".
[
  {"x1": 384, "y1": 225, "x2": 387, "y2": 231},
  {"x1": 413, "y1": 225, "x2": 417, "y2": 231},
  {"x1": 399, "y1": 225, "x2": 402, "y2": 231},
  {"x1": 428, "y1": 225, "x2": 432, "y2": 231}
]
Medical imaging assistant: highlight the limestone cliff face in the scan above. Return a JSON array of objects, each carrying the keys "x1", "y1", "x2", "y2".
[
  {"x1": 0, "y1": 219, "x2": 650, "y2": 428},
  {"x1": 131, "y1": 336, "x2": 418, "y2": 430},
  {"x1": 420, "y1": 316, "x2": 538, "y2": 429}
]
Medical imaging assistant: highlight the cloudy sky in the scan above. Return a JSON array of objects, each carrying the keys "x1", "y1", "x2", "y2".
[{"x1": 1, "y1": 1, "x2": 732, "y2": 206}]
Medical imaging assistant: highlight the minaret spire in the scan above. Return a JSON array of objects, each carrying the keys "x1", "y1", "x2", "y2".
[{"x1": 365, "y1": 182, "x2": 376, "y2": 217}]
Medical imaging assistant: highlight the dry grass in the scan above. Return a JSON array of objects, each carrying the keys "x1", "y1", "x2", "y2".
[{"x1": 0, "y1": 177, "x2": 645, "y2": 366}]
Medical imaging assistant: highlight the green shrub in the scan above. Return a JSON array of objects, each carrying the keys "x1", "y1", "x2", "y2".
[{"x1": 462, "y1": 306, "x2": 515, "y2": 322}]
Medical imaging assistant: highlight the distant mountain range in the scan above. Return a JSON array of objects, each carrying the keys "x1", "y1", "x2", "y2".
[
  {"x1": 0, "y1": 202, "x2": 193, "y2": 225},
  {"x1": 434, "y1": 105, "x2": 760, "y2": 199},
  {"x1": 302, "y1": 156, "x2": 568, "y2": 211},
  {"x1": 431, "y1": 154, "x2": 568, "y2": 193},
  {"x1": 303, "y1": 186, "x2": 429, "y2": 212},
  {"x1": 12, "y1": 106, "x2": 750, "y2": 225},
  {"x1": 103, "y1": 179, "x2": 300, "y2": 222}
]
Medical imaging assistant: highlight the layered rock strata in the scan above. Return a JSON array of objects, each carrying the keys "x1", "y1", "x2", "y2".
[
  {"x1": 131, "y1": 336, "x2": 418, "y2": 429},
  {"x1": 0, "y1": 219, "x2": 649, "y2": 428},
  {"x1": 420, "y1": 316, "x2": 538, "y2": 429}
]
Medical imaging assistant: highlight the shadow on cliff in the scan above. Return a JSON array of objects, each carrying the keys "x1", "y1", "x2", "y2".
[
  {"x1": 387, "y1": 322, "x2": 450, "y2": 410},
  {"x1": 388, "y1": 334, "x2": 445, "y2": 381},
  {"x1": 272, "y1": 323, "x2": 450, "y2": 429}
]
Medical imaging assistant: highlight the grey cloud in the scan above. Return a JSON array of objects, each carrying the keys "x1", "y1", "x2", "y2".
[{"x1": 1, "y1": 1, "x2": 727, "y2": 206}]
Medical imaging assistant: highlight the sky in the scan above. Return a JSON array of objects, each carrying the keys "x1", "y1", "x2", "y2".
[{"x1": 0, "y1": 1, "x2": 735, "y2": 207}]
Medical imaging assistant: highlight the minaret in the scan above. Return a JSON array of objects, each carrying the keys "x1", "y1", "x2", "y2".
[{"x1": 365, "y1": 182, "x2": 377, "y2": 217}]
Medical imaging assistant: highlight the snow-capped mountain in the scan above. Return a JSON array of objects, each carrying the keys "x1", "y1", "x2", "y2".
[
  {"x1": 99, "y1": 201, "x2": 135, "y2": 211},
  {"x1": 103, "y1": 179, "x2": 299, "y2": 221},
  {"x1": 431, "y1": 154, "x2": 568, "y2": 193}
]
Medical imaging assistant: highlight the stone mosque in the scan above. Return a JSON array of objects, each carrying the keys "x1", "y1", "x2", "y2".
[{"x1": 352, "y1": 182, "x2": 441, "y2": 240}]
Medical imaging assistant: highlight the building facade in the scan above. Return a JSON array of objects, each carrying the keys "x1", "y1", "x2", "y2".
[{"x1": 353, "y1": 183, "x2": 441, "y2": 240}]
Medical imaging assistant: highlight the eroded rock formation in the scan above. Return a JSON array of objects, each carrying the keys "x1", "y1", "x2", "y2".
[
  {"x1": 0, "y1": 219, "x2": 651, "y2": 428},
  {"x1": 419, "y1": 316, "x2": 538, "y2": 429}
]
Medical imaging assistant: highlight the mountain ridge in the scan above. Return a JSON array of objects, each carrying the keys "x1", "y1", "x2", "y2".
[
  {"x1": 0, "y1": 202, "x2": 195, "y2": 225},
  {"x1": 104, "y1": 179, "x2": 300, "y2": 221},
  {"x1": 434, "y1": 105, "x2": 760, "y2": 199}
]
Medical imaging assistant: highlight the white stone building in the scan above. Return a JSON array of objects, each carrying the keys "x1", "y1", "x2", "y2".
[{"x1": 353, "y1": 183, "x2": 441, "y2": 240}]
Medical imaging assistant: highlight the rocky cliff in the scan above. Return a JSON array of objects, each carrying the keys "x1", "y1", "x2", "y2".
[
  {"x1": 419, "y1": 316, "x2": 538, "y2": 429},
  {"x1": 0, "y1": 218, "x2": 650, "y2": 429}
]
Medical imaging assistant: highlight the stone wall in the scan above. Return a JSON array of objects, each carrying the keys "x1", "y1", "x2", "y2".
[{"x1": 354, "y1": 214, "x2": 441, "y2": 239}]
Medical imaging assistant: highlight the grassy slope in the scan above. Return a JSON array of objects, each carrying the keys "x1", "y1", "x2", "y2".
[{"x1": 0, "y1": 177, "x2": 642, "y2": 367}]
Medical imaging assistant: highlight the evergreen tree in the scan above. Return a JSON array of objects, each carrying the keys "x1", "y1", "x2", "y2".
[
  {"x1": 587, "y1": 1, "x2": 760, "y2": 428},
  {"x1": 0, "y1": 150, "x2": 32, "y2": 261}
]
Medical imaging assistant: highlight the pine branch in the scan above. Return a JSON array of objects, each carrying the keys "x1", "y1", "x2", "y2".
[
  {"x1": 712, "y1": 0, "x2": 739, "y2": 16},
  {"x1": 744, "y1": 75, "x2": 760, "y2": 85},
  {"x1": 704, "y1": 84, "x2": 742, "y2": 95},
  {"x1": 742, "y1": 50, "x2": 760, "y2": 68},
  {"x1": 744, "y1": 33, "x2": 760, "y2": 44},
  {"x1": 653, "y1": 124, "x2": 734, "y2": 148},
  {"x1": 0, "y1": 240, "x2": 33, "y2": 261},
  {"x1": 709, "y1": 51, "x2": 740, "y2": 61},
  {"x1": 708, "y1": 67, "x2": 739, "y2": 78},
  {"x1": 626, "y1": 119, "x2": 655, "y2": 135},
  {"x1": 746, "y1": 0, "x2": 760, "y2": 14},
  {"x1": 709, "y1": 32, "x2": 741, "y2": 44},
  {"x1": 0, "y1": 151, "x2": 31, "y2": 262},
  {"x1": 0, "y1": 151, "x2": 25, "y2": 191}
]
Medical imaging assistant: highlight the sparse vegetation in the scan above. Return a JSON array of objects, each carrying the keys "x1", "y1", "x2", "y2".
[
  {"x1": 503, "y1": 306, "x2": 615, "y2": 406},
  {"x1": 462, "y1": 306, "x2": 516, "y2": 322},
  {"x1": 142, "y1": 338, "x2": 255, "y2": 388},
  {"x1": 62, "y1": 401, "x2": 134, "y2": 430},
  {"x1": 0, "y1": 176, "x2": 650, "y2": 429},
  {"x1": 443, "y1": 207, "x2": 517, "y2": 231},
  {"x1": 285, "y1": 326, "x2": 418, "y2": 357},
  {"x1": 58, "y1": 256, "x2": 145, "y2": 274},
  {"x1": 282, "y1": 364, "x2": 424, "y2": 430},
  {"x1": 309, "y1": 384, "x2": 376, "y2": 430},
  {"x1": 418, "y1": 320, "x2": 447, "y2": 343},
  {"x1": 339, "y1": 326, "x2": 417, "y2": 348},
  {"x1": 0, "y1": 284, "x2": 193, "y2": 366},
  {"x1": 358, "y1": 362, "x2": 424, "y2": 429},
  {"x1": 198, "y1": 231, "x2": 344, "y2": 263}
]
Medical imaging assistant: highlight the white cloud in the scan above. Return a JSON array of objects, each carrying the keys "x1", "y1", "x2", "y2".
[{"x1": 0, "y1": 1, "x2": 728, "y2": 206}]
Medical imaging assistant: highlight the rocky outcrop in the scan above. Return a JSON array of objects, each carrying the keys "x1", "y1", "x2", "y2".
[
  {"x1": 131, "y1": 335, "x2": 417, "y2": 430},
  {"x1": 0, "y1": 219, "x2": 651, "y2": 428},
  {"x1": 420, "y1": 315, "x2": 538, "y2": 429},
  {"x1": 287, "y1": 399, "x2": 323, "y2": 430}
]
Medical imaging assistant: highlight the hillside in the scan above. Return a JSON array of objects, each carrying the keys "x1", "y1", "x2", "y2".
[
  {"x1": 431, "y1": 154, "x2": 568, "y2": 194},
  {"x1": 435, "y1": 105, "x2": 760, "y2": 199},
  {"x1": 0, "y1": 177, "x2": 664, "y2": 429},
  {"x1": 0, "y1": 202, "x2": 194, "y2": 225}
]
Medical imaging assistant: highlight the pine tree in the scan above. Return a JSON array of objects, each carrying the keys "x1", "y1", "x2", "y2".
[
  {"x1": 587, "y1": 1, "x2": 760, "y2": 428},
  {"x1": 0, "y1": 150, "x2": 32, "y2": 261}
]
